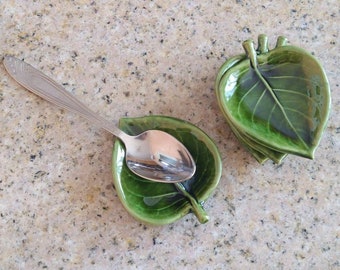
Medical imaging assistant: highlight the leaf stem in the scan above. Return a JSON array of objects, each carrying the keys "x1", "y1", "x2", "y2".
[
  {"x1": 276, "y1": 36, "x2": 288, "y2": 47},
  {"x1": 243, "y1": 39, "x2": 258, "y2": 69},
  {"x1": 257, "y1": 34, "x2": 269, "y2": 54},
  {"x1": 175, "y1": 183, "x2": 209, "y2": 224}
]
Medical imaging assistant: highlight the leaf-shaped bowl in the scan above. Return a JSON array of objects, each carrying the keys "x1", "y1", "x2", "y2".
[
  {"x1": 112, "y1": 115, "x2": 222, "y2": 225},
  {"x1": 216, "y1": 34, "x2": 331, "y2": 162}
]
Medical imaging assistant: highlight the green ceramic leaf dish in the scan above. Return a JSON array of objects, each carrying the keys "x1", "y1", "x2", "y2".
[
  {"x1": 216, "y1": 34, "x2": 331, "y2": 163},
  {"x1": 112, "y1": 115, "x2": 222, "y2": 225}
]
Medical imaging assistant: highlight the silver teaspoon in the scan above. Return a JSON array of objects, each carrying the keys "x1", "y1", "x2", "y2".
[{"x1": 3, "y1": 56, "x2": 196, "y2": 183}]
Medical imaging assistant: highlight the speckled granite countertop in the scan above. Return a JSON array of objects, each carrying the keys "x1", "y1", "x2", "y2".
[{"x1": 0, "y1": 1, "x2": 339, "y2": 269}]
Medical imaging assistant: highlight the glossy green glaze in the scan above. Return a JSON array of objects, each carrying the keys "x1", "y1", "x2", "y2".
[
  {"x1": 112, "y1": 115, "x2": 222, "y2": 225},
  {"x1": 216, "y1": 34, "x2": 331, "y2": 163}
]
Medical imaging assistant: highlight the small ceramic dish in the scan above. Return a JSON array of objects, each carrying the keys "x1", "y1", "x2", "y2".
[
  {"x1": 112, "y1": 115, "x2": 222, "y2": 225},
  {"x1": 215, "y1": 34, "x2": 331, "y2": 163}
]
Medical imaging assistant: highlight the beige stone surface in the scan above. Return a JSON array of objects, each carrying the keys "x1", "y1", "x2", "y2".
[{"x1": 0, "y1": 1, "x2": 339, "y2": 269}]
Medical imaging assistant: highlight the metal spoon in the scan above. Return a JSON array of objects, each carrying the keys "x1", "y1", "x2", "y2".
[{"x1": 3, "y1": 56, "x2": 196, "y2": 183}]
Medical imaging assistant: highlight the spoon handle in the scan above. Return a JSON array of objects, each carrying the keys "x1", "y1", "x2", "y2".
[{"x1": 3, "y1": 56, "x2": 124, "y2": 137}]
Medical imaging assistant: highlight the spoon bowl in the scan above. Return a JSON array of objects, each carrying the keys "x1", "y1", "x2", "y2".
[
  {"x1": 3, "y1": 56, "x2": 196, "y2": 183},
  {"x1": 121, "y1": 129, "x2": 196, "y2": 182}
]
